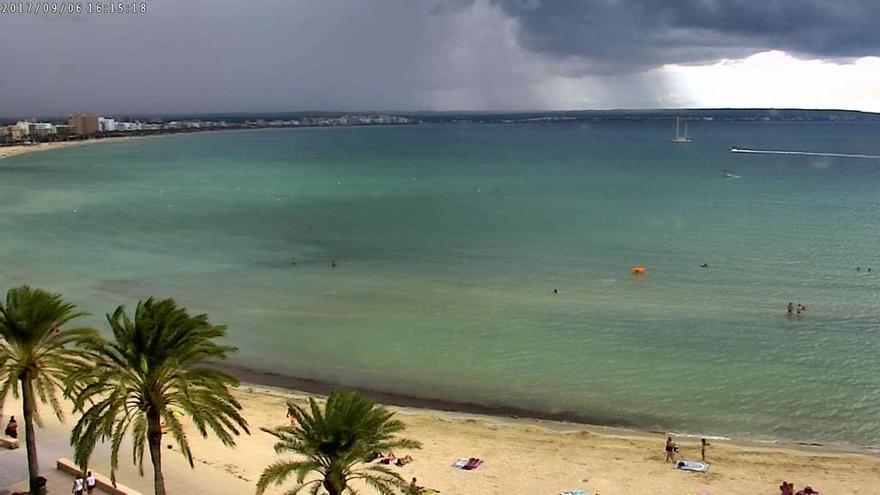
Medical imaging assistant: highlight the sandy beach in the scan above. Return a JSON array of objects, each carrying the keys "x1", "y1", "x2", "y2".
[
  {"x1": 1, "y1": 384, "x2": 879, "y2": 494},
  {"x1": 0, "y1": 138, "x2": 131, "y2": 161},
  {"x1": 223, "y1": 386, "x2": 880, "y2": 495}
]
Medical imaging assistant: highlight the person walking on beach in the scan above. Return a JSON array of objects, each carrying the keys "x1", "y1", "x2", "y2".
[
  {"x1": 85, "y1": 471, "x2": 97, "y2": 494},
  {"x1": 701, "y1": 438, "x2": 710, "y2": 461},
  {"x1": 664, "y1": 436, "x2": 677, "y2": 463}
]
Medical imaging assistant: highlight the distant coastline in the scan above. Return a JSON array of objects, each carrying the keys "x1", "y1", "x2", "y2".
[
  {"x1": 0, "y1": 137, "x2": 134, "y2": 161},
  {"x1": 5, "y1": 110, "x2": 880, "y2": 162},
  {"x1": 4, "y1": 108, "x2": 880, "y2": 128}
]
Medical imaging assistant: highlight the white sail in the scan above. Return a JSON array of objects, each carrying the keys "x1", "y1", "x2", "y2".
[{"x1": 671, "y1": 117, "x2": 691, "y2": 143}]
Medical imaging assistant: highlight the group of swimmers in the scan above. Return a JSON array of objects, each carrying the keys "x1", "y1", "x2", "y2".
[
  {"x1": 786, "y1": 302, "x2": 808, "y2": 315},
  {"x1": 289, "y1": 257, "x2": 337, "y2": 268}
]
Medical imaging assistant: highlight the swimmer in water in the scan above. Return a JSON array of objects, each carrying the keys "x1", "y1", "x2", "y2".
[
  {"x1": 290, "y1": 257, "x2": 297, "y2": 267},
  {"x1": 331, "y1": 260, "x2": 337, "y2": 268},
  {"x1": 700, "y1": 263, "x2": 709, "y2": 268},
  {"x1": 787, "y1": 302, "x2": 794, "y2": 314},
  {"x1": 553, "y1": 289, "x2": 559, "y2": 294}
]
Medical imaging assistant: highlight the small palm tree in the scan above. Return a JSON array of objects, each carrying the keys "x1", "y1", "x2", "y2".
[
  {"x1": 257, "y1": 389, "x2": 421, "y2": 495},
  {"x1": 0, "y1": 285, "x2": 96, "y2": 494},
  {"x1": 67, "y1": 297, "x2": 249, "y2": 495}
]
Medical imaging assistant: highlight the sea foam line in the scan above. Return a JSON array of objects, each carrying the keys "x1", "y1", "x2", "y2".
[{"x1": 730, "y1": 147, "x2": 880, "y2": 159}]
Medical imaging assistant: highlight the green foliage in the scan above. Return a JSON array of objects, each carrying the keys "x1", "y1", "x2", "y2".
[
  {"x1": 0, "y1": 285, "x2": 95, "y2": 423},
  {"x1": 257, "y1": 389, "x2": 421, "y2": 495},
  {"x1": 66, "y1": 297, "x2": 249, "y2": 486},
  {"x1": 0, "y1": 285, "x2": 96, "y2": 490}
]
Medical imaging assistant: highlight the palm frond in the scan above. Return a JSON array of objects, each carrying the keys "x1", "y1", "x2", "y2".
[
  {"x1": 259, "y1": 389, "x2": 420, "y2": 495},
  {"x1": 67, "y1": 297, "x2": 249, "y2": 494}
]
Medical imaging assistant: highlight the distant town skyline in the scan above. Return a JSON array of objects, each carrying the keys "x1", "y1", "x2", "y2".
[{"x1": 2, "y1": 0, "x2": 879, "y2": 116}]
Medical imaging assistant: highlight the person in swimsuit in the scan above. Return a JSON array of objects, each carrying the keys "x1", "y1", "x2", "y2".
[
  {"x1": 665, "y1": 436, "x2": 676, "y2": 463},
  {"x1": 286, "y1": 408, "x2": 297, "y2": 429},
  {"x1": 701, "y1": 438, "x2": 709, "y2": 461},
  {"x1": 779, "y1": 481, "x2": 794, "y2": 495},
  {"x1": 409, "y1": 477, "x2": 425, "y2": 494},
  {"x1": 787, "y1": 302, "x2": 794, "y2": 314}
]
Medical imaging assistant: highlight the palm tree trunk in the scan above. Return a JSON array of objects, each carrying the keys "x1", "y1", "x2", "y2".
[
  {"x1": 146, "y1": 408, "x2": 166, "y2": 495},
  {"x1": 20, "y1": 376, "x2": 40, "y2": 494},
  {"x1": 323, "y1": 479, "x2": 344, "y2": 495}
]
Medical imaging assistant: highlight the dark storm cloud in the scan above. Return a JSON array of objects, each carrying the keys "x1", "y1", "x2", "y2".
[
  {"x1": 0, "y1": 0, "x2": 877, "y2": 116},
  {"x1": 492, "y1": 0, "x2": 880, "y2": 73}
]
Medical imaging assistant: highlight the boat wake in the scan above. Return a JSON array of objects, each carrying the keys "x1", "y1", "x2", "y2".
[{"x1": 730, "y1": 147, "x2": 880, "y2": 159}]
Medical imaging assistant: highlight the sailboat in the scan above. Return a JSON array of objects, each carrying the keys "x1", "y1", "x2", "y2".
[{"x1": 670, "y1": 117, "x2": 691, "y2": 143}]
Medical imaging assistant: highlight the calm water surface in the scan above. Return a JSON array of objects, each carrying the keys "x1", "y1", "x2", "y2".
[{"x1": 2, "y1": 122, "x2": 879, "y2": 446}]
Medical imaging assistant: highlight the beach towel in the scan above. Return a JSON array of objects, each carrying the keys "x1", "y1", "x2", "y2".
[
  {"x1": 560, "y1": 491, "x2": 587, "y2": 495},
  {"x1": 453, "y1": 457, "x2": 483, "y2": 470},
  {"x1": 675, "y1": 460, "x2": 709, "y2": 473}
]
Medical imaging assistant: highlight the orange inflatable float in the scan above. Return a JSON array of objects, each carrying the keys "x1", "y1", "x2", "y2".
[{"x1": 631, "y1": 266, "x2": 647, "y2": 276}]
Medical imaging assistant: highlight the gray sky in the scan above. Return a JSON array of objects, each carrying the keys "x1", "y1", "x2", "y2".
[{"x1": 2, "y1": 0, "x2": 879, "y2": 117}]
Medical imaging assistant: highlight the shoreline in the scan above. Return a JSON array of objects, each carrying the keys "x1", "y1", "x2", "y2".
[
  {"x1": 3, "y1": 379, "x2": 878, "y2": 495},
  {"x1": 213, "y1": 362, "x2": 880, "y2": 457},
  {"x1": 0, "y1": 136, "x2": 136, "y2": 160},
  {"x1": 224, "y1": 384, "x2": 880, "y2": 494},
  {"x1": 0, "y1": 125, "x2": 401, "y2": 162}
]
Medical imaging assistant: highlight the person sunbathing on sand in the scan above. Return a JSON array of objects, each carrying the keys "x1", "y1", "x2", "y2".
[
  {"x1": 409, "y1": 477, "x2": 424, "y2": 494},
  {"x1": 379, "y1": 452, "x2": 396, "y2": 464},
  {"x1": 396, "y1": 455, "x2": 413, "y2": 466},
  {"x1": 779, "y1": 481, "x2": 794, "y2": 495}
]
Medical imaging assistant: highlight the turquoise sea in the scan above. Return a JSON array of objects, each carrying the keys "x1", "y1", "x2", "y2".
[{"x1": 2, "y1": 122, "x2": 879, "y2": 446}]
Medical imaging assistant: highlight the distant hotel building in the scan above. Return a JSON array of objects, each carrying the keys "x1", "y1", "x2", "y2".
[
  {"x1": 68, "y1": 114, "x2": 99, "y2": 135},
  {"x1": 98, "y1": 117, "x2": 117, "y2": 132}
]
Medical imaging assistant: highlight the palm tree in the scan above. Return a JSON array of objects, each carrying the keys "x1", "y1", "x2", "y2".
[
  {"x1": 0, "y1": 285, "x2": 95, "y2": 494},
  {"x1": 66, "y1": 297, "x2": 249, "y2": 495},
  {"x1": 257, "y1": 389, "x2": 421, "y2": 495}
]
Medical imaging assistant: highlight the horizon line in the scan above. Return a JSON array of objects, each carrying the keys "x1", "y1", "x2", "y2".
[{"x1": 3, "y1": 106, "x2": 879, "y2": 122}]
